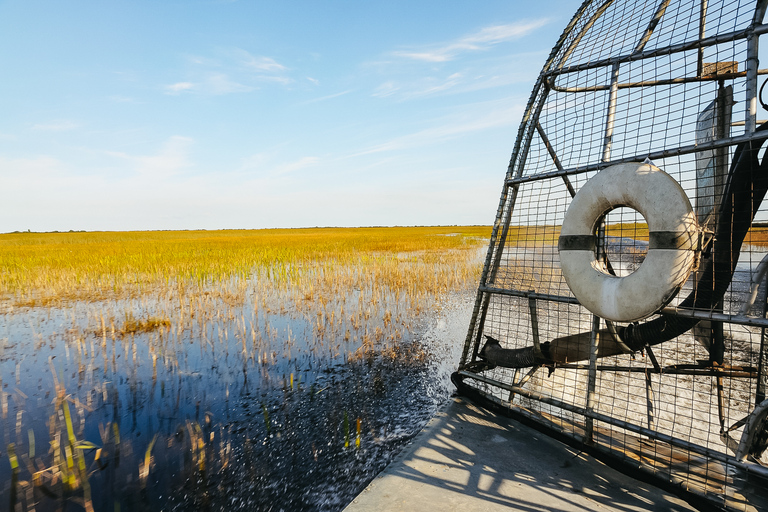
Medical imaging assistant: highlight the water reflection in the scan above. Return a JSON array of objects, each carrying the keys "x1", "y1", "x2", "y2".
[{"x1": 0, "y1": 275, "x2": 471, "y2": 511}]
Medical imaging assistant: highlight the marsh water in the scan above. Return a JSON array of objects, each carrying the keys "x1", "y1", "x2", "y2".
[{"x1": 0, "y1": 281, "x2": 473, "y2": 511}]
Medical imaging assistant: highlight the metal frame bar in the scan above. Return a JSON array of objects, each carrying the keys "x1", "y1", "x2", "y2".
[
  {"x1": 602, "y1": 63, "x2": 621, "y2": 162},
  {"x1": 528, "y1": 296, "x2": 546, "y2": 359},
  {"x1": 645, "y1": 368, "x2": 656, "y2": 430},
  {"x1": 746, "y1": 1, "x2": 768, "y2": 133},
  {"x1": 633, "y1": 0, "x2": 671, "y2": 55},
  {"x1": 458, "y1": 2, "x2": 768, "y2": 508},
  {"x1": 555, "y1": 0, "x2": 616, "y2": 73},
  {"x1": 698, "y1": 0, "x2": 708, "y2": 77},
  {"x1": 545, "y1": 22, "x2": 768, "y2": 79},
  {"x1": 548, "y1": 68, "x2": 768, "y2": 93},
  {"x1": 460, "y1": 1, "x2": 594, "y2": 368},
  {"x1": 534, "y1": 122, "x2": 577, "y2": 197},
  {"x1": 585, "y1": 315, "x2": 602, "y2": 443},
  {"x1": 505, "y1": 130, "x2": 768, "y2": 187},
  {"x1": 452, "y1": 371, "x2": 768, "y2": 478},
  {"x1": 479, "y1": 283, "x2": 768, "y2": 329},
  {"x1": 553, "y1": 364, "x2": 756, "y2": 378},
  {"x1": 457, "y1": 370, "x2": 768, "y2": 480}
]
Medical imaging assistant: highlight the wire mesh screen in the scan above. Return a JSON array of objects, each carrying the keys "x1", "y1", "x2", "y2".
[{"x1": 454, "y1": 1, "x2": 768, "y2": 510}]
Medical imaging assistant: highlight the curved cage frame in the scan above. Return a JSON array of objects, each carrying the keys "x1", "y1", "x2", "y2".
[{"x1": 455, "y1": 1, "x2": 768, "y2": 509}]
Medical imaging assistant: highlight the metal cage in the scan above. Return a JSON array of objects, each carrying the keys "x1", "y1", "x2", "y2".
[{"x1": 454, "y1": 1, "x2": 768, "y2": 510}]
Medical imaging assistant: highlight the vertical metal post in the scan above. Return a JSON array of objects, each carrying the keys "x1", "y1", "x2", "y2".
[
  {"x1": 697, "y1": 0, "x2": 707, "y2": 77},
  {"x1": 585, "y1": 217, "x2": 611, "y2": 443},
  {"x1": 528, "y1": 296, "x2": 545, "y2": 359},
  {"x1": 508, "y1": 368, "x2": 520, "y2": 403},
  {"x1": 715, "y1": 371, "x2": 726, "y2": 433},
  {"x1": 645, "y1": 370, "x2": 655, "y2": 430},
  {"x1": 745, "y1": 0, "x2": 768, "y2": 134},
  {"x1": 746, "y1": 37, "x2": 759, "y2": 134},
  {"x1": 602, "y1": 63, "x2": 620, "y2": 163},
  {"x1": 585, "y1": 314, "x2": 602, "y2": 444}
]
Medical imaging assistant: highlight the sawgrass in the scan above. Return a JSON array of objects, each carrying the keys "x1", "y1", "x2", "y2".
[
  {"x1": 1, "y1": 226, "x2": 491, "y2": 511},
  {"x1": 0, "y1": 226, "x2": 490, "y2": 307}
]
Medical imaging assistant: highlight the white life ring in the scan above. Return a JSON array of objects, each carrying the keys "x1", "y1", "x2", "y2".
[{"x1": 558, "y1": 162, "x2": 698, "y2": 322}]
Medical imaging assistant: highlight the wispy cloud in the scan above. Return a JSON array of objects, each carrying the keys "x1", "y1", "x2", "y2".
[
  {"x1": 236, "y1": 152, "x2": 271, "y2": 173},
  {"x1": 298, "y1": 89, "x2": 353, "y2": 105},
  {"x1": 393, "y1": 20, "x2": 549, "y2": 62},
  {"x1": 164, "y1": 48, "x2": 292, "y2": 96},
  {"x1": 165, "y1": 82, "x2": 195, "y2": 94},
  {"x1": 273, "y1": 156, "x2": 319, "y2": 175},
  {"x1": 0, "y1": 155, "x2": 66, "y2": 179},
  {"x1": 242, "y1": 54, "x2": 287, "y2": 73},
  {"x1": 372, "y1": 81, "x2": 399, "y2": 98},
  {"x1": 32, "y1": 120, "x2": 80, "y2": 131},
  {"x1": 239, "y1": 53, "x2": 292, "y2": 86},
  {"x1": 351, "y1": 99, "x2": 522, "y2": 156},
  {"x1": 371, "y1": 48, "x2": 546, "y2": 101},
  {"x1": 367, "y1": 21, "x2": 550, "y2": 101},
  {"x1": 373, "y1": 73, "x2": 463, "y2": 99},
  {"x1": 204, "y1": 73, "x2": 253, "y2": 94},
  {"x1": 106, "y1": 136, "x2": 194, "y2": 178},
  {"x1": 109, "y1": 95, "x2": 140, "y2": 103}
]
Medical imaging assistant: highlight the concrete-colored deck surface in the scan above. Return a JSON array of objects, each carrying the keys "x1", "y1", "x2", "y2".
[{"x1": 344, "y1": 396, "x2": 697, "y2": 512}]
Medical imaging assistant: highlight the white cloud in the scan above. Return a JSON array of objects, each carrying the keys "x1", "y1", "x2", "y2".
[
  {"x1": 298, "y1": 89, "x2": 353, "y2": 105},
  {"x1": 109, "y1": 95, "x2": 139, "y2": 103},
  {"x1": 393, "y1": 20, "x2": 550, "y2": 62},
  {"x1": 242, "y1": 54, "x2": 287, "y2": 73},
  {"x1": 165, "y1": 82, "x2": 195, "y2": 94},
  {"x1": 372, "y1": 81, "x2": 399, "y2": 98},
  {"x1": 106, "y1": 136, "x2": 194, "y2": 178},
  {"x1": 273, "y1": 156, "x2": 319, "y2": 175},
  {"x1": 236, "y1": 152, "x2": 271, "y2": 172},
  {"x1": 351, "y1": 99, "x2": 523, "y2": 156},
  {"x1": 386, "y1": 72, "x2": 464, "y2": 99},
  {"x1": 166, "y1": 48, "x2": 292, "y2": 96},
  {"x1": 371, "y1": 49, "x2": 546, "y2": 101},
  {"x1": 366, "y1": 21, "x2": 550, "y2": 101},
  {"x1": 204, "y1": 73, "x2": 253, "y2": 94},
  {"x1": 32, "y1": 120, "x2": 80, "y2": 131},
  {"x1": 0, "y1": 155, "x2": 66, "y2": 179}
]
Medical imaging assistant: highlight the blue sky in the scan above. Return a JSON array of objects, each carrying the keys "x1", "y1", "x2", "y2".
[{"x1": 0, "y1": 1, "x2": 581, "y2": 232}]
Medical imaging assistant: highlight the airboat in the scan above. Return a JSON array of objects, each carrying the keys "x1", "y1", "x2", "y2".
[{"x1": 453, "y1": 1, "x2": 768, "y2": 510}]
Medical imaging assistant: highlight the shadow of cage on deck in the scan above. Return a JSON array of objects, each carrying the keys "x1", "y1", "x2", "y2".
[{"x1": 454, "y1": 1, "x2": 768, "y2": 510}]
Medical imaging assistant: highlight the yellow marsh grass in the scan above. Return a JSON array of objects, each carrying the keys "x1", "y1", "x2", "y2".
[
  {"x1": 0, "y1": 226, "x2": 490, "y2": 307},
  {"x1": 1, "y1": 226, "x2": 491, "y2": 510}
]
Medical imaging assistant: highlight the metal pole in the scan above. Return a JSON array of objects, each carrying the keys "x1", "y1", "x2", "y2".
[
  {"x1": 602, "y1": 63, "x2": 621, "y2": 162},
  {"x1": 745, "y1": 1, "x2": 768, "y2": 133},
  {"x1": 698, "y1": 0, "x2": 707, "y2": 77},
  {"x1": 585, "y1": 314, "x2": 602, "y2": 444},
  {"x1": 645, "y1": 370, "x2": 655, "y2": 430}
]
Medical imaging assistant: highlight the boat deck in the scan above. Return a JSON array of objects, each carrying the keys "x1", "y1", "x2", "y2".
[{"x1": 344, "y1": 396, "x2": 766, "y2": 512}]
